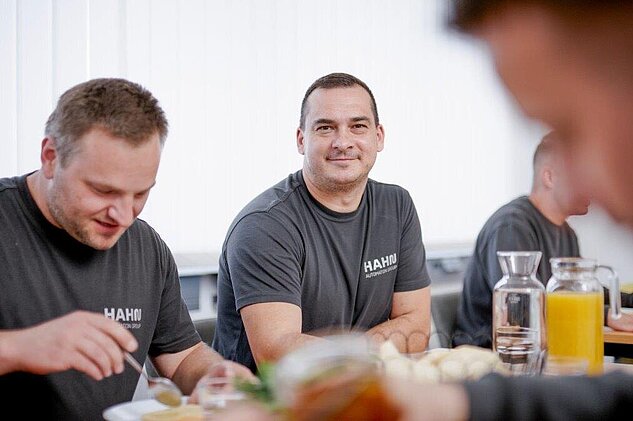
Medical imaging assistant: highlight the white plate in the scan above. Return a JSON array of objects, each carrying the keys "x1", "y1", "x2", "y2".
[{"x1": 103, "y1": 398, "x2": 188, "y2": 421}]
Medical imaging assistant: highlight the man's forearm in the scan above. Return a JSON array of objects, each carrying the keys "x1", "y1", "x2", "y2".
[
  {"x1": 171, "y1": 343, "x2": 226, "y2": 394},
  {"x1": 254, "y1": 332, "x2": 324, "y2": 365},
  {"x1": 366, "y1": 313, "x2": 429, "y2": 353},
  {"x1": 0, "y1": 330, "x2": 19, "y2": 375}
]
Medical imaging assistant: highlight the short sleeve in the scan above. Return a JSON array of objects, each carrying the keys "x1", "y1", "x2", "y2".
[
  {"x1": 150, "y1": 243, "x2": 201, "y2": 356},
  {"x1": 394, "y1": 193, "x2": 430, "y2": 292},
  {"x1": 226, "y1": 213, "x2": 304, "y2": 311}
]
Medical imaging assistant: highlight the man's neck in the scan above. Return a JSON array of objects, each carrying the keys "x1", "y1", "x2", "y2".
[
  {"x1": 26, "y1": 171, "x2": 57, "y2": 227},
  {"x1": 528, "y1": 191, "x2": 567, "y2": 226},
  {"x1": 302, "y1": 170, "x2": 367, "y2": 213}
]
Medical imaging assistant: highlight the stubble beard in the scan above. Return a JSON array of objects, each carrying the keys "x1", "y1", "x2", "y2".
[
  {"x1": 309, "y1": 161, "x2": 371, "y2": 194},
  {"x1": 47, "y1": 188, "x2": 113, "y2": 250}
]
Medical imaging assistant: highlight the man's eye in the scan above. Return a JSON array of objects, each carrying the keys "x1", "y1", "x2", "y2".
[
  {"x1": 135, "y1": 191, "x2": 149, "y2": 199},
  {"x1": 316, "y1": 126, "x2": 333, "y2": 132},
  {"x1": 352, "y1": 124, "x2": 368, "y2": 129}
]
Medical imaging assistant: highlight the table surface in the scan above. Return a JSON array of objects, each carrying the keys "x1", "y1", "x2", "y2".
[{"x1": 604, "y1": 329, "x2": 633, "y2": 345}]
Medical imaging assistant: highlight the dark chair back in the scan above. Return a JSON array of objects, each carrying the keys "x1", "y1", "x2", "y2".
[
  {"x1": 430, "y1": 291, "x2": 460, "y2": 348},
  {"x1": 194, "y1": 318, "x2": 216, "y2": 345}
]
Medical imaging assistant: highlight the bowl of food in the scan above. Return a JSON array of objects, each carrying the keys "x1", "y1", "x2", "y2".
[
  {"x1": 378, "y1": 341, "x2": 510, "y2": 383},
  {"x1": 273, "y1": 334, "x2": 402, "y2": 421}
]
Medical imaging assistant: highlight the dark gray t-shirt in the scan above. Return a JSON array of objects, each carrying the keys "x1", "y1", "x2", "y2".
[
  {"x1": 0, "y1": 174, "x2": 200, "y2": 420},
  {"x1": 213, "y1": 171, "x2": 430, "y2": 372},
  {"x1": 465, "y1": 371, "x2": 633, "y2": 421},
  {"x1": 454, "y1": 196, "x2": 580, "y2": 348}
]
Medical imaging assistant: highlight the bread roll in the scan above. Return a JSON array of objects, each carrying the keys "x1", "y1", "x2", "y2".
[{"x1": 377, "y1": 340, "x2": 506, "y2": 383}]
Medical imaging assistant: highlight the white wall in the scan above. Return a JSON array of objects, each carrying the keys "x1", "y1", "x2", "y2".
[
  {"x1": 569, "y1": 210, "x2": 633, "y2": 288},
  {"x1": 1, "y1": 0, "x2": 632, "y2": 281}
]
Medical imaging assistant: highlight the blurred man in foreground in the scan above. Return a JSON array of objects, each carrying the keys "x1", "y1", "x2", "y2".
[{"x1": 405, "y1": 1, "x2": 633, "y2": 419}]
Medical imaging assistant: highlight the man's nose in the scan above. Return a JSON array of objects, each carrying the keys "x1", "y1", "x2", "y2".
[
  {"x1": 107, "y1": 196, "x2": 135, "y2": 227},
  {"x1": 332, "y1": 130, "x2": 353, "y2": 149}
]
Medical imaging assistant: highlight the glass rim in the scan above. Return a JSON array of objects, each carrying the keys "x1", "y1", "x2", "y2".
[
  {"x1": 549, "y1": 257, "x2": 597, "y2": 268},
  {"x1": 496, "y1": 251, "x2": 542, "y2": 257}
]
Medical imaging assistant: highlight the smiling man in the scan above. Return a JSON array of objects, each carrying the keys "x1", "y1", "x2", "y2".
[
  {"x1": 0, "y1": 78, "x2": 250, "y2": 420},
  {"x1": 213, "y1": 73, "x2": 432, "y2": 373}
]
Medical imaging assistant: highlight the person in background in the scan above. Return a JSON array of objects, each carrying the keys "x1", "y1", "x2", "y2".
[
  {"x1": 213, "y1": 72, "x2": 432, "y2": 373},
  {"x1": 0, "y1": 78, "x2": 252, "y2": 420},
  {"x1": 213, "y1": 1, "x2": 633, "y2": 420},
  {"x1": 455, "y1": 131, "x2": 588, "y2": 347}
]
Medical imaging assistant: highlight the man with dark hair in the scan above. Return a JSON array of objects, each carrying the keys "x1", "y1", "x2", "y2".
[
  {"x1": 454, "y1": 131, "x2": 589, "y2": 347},
  {"x1": 0, "y1": 78, "x2": 251, "y2": 419},
  {"x1": 213, "y1": 72, "x2": 432, "y2": 373}
]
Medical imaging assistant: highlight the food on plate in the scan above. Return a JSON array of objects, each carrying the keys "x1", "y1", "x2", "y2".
[
  {"x1": 411, "y1": 358, "x2": 441, "y2": 383},
  {"x1": 140, "y1": 404, "x2": 202, "y2": 421},
  {"x1": 154, "y1": 389, "x2": 184, "y2": 407},
  {"x1": 379, "y1": 341, "x2": 508, "y2": 382}
]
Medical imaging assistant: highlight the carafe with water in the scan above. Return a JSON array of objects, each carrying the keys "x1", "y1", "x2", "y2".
[{"x1": 492, "y1": 251, "x2": 546, "y2": 374}]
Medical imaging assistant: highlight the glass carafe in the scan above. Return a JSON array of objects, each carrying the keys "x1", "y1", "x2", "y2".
[
  {"x1": 545, "y1": 257, "x2": 622, "y2": 375},
  {"x1": 492, "y1": 251, "x2": 546, "y2": 375}
]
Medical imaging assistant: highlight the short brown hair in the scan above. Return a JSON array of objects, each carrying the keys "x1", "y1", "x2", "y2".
[
  {"x1": 45, "y1": 78, "x2": 168, "y2": 166},
  {"x1": 533, "y1": 130, "x2": 559, "y2": 169},
  {"x1": 299, "y1": 73, "x2": 379, "y2": 130},
  {"x1": 448, "y1": 0, "x2": 630, "y2": 32}
]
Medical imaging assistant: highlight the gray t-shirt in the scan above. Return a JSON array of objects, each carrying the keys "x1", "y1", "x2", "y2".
[
  {"x1": 465, "y1": 370, "x2": 633, "y2": 421},
  {"x1": 0, "y1": 174, "x2": 201, "y2": 420},
  {"x1": 454, "y1": 196, "x2": 580, "y2": 348},
  {"x1": 213, "y1": 171, "x2": 430, "y2": 372}
]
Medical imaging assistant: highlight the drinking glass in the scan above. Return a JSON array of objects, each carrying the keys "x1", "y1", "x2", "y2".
[{"x1": 196, "y1": 375, "x2": 247, "y2": 415}]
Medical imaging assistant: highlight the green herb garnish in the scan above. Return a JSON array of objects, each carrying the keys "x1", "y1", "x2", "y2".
[{"x1": 234, "y1": 362, "x2": 281, "y2": 412}]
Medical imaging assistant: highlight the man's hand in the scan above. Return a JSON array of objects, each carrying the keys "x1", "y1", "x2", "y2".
[
  {"x1": 366, "y1": 287, "x2": 431, "y2": 353},
  {"x1": 0, "y1": 310, "x2": 137, "y2": 380},
  {"x1": 607, "y1": 311, "x2": 633, "y2": 332}
]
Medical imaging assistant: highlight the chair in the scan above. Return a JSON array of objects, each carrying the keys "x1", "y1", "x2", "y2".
[
  {"x1": 194, "y1": 318, "x2": 216, "y2": 345},
  {"x1": 429, "y1": 291, "x2": 461, "y2": 349}
]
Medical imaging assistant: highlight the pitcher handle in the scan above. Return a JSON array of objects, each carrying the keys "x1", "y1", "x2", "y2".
[{"x1": 597, "y1": 265, "x2": 622, "y2": 320}]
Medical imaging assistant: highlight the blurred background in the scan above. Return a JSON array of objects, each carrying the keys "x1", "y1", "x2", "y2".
[{"x1": 2, "y1": 0, "x2": 632, "y2": 284}]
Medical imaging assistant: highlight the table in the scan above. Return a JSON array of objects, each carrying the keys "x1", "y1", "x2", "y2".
[
  {"x1": 604, "y1": 361, "x2": 633, "y2": 375},
  {"x1": 604, "y1": 329, "x2": 633, "y2": 359}
]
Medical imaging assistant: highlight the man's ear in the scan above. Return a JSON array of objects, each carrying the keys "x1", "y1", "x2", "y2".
[
  {"x1": 376, "y1": 124, "x2": 385, "y2": 152},
  {"x1": 41, "y1": 137, "x2": 58, "y2": 179},
  {"x1": 296, "y1": 128, "x2": 305, "y2": 155},
  {"x1": 543, "y1": 168, "x2": 555, "y2": 189}
]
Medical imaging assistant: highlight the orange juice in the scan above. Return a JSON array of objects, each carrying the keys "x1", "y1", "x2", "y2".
[{"x1": 546, "y1": 291, "x2": 603, "y2": 374}]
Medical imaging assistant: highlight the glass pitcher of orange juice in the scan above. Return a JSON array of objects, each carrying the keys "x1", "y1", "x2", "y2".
[{"x1": 545, "y1": 258, "x2": 622, "y2": 374}]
